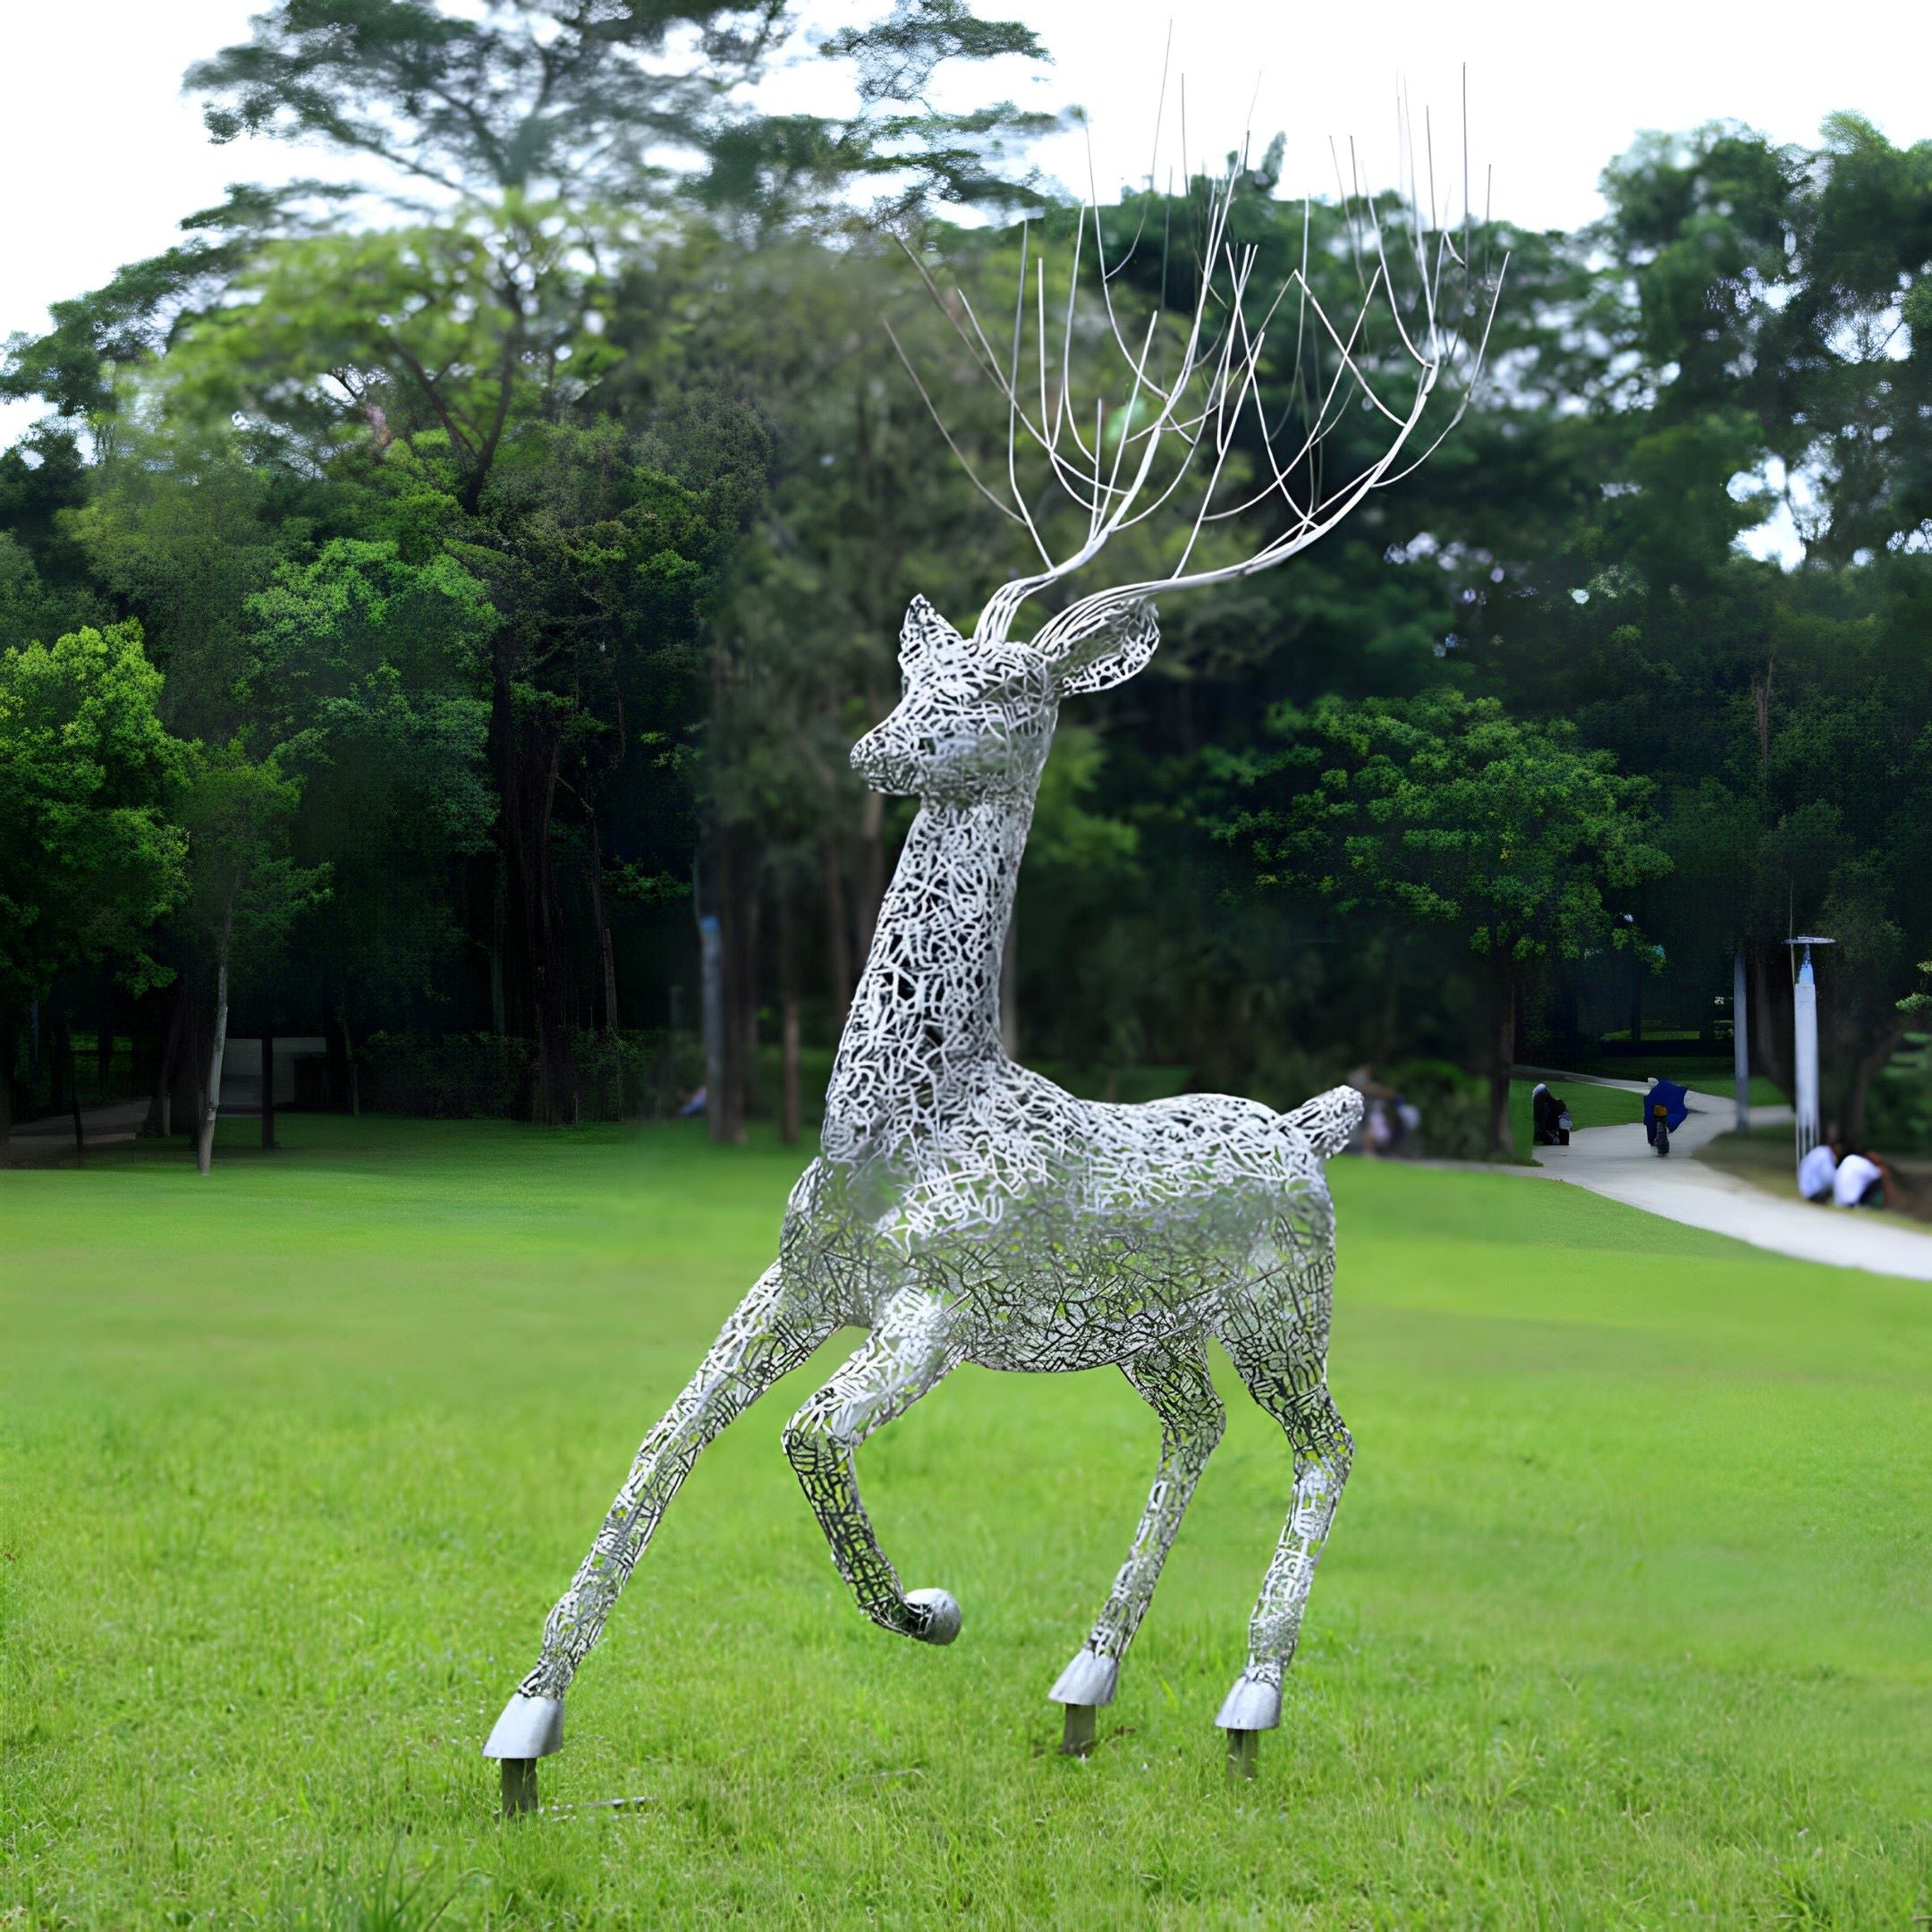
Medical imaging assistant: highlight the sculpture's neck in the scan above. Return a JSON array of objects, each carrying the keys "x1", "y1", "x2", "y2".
[{"x1": 826, "y1": 793, "x2": 1033, "y2": 1135}]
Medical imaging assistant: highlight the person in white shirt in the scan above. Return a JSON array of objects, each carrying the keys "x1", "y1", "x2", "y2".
[
  {"x1": 1797, "y1": 1140, "x2": 1838, "y2": 1201},
  {"x1": 1834, "y1": 1151, "x2": 1885, "y2": 1208}
]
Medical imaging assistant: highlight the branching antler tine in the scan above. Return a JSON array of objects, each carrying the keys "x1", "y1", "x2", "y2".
[
  {"x1": 1086, "y1": 122, "x2": 1167, "y2": 366},
  {"x1": 948, "y1": 284, "x2": 1065, "y2": 456},
  {"x1": 881, "y1": 317, "x2": 1027, "y2": 529},
  {"x1": 1305, "y1": 268, "x2": 1419, "y2": 431},
  {"x1": 1462, "y1": 66, "x2": 1476, "y2": 292},
  {"x1": 891, "y1": 233, "x2": 1004, "y2": 387},
  {"x1": 1038, "y1": 252, "x2": 1095, "y2": 501},
  {"x1": 1376, "y1": 252, "x2": 1511, "y2": 487},
  {"x1": 1331, "y1": 137, "x2": 1368, "y2": 298},
  {"x1": 1095, "y1": 47, "x2": 1164, "y2": 284},
  {"x1": 1055, "y1": 204, "x2": 1097, "y2": 467},
  {"x1": 1172, "y1": 315, "x2": 1271, "y2": 574}
]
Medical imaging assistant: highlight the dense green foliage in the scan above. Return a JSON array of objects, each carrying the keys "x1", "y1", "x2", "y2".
[
  {"x1": 2, "y1": 4, "x2": 1929, "y2": 1156},
  {"x1": 3, "y1": 1121, "x2": 1926, "y2": 1924}
]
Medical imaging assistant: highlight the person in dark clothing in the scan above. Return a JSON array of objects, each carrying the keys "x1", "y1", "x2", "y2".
[{"x1": 1530, "y1": 1081, "x2": 1570, "y2": 1146}]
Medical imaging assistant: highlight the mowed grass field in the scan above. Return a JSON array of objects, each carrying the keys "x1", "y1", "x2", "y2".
[{"x1": 2, "y1": 1119, "x2": 1928, "y2": 1928}]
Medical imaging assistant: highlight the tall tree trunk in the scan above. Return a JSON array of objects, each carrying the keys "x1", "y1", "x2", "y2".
[
  {"x1": 145, "y1": 981, "x2": 187, "y2": 1138},
  {"x1": 777, "y1": 879, "x2": 801, "y2": 1146},
  {"x1": 196, "y1": 899, "x2": 234, "y2": 1175},
  {"x1": 1750, "y1": 945, "x2": 1788, "y2": 1093},
  {"x1": 0, "y1": 1008, "x2": 13, "y2": 1152},
  {"x1": 490, "y1": 858, "x2": 507, "y2": 1036},
  {"x1": 261, "y1": 1030, "x2": 276, "y2": 1150},
  {"x1": 821, "y1": 834, "x2": 853, "y2": 1030},
  {"x1": 708, "y1": 827, "x2": 750, "y2": 1145},
  {"x1": 734, "y1": 852, "x2": 761, "y2": 1128},
  {"x1": 1845, "y1": 1023, "x2": 1904, "y2": 1148},
  {"x1": 1488, "y1": 959, "x2": 1517, "y2": 1157},
  {"x1": 339, "y1": 1003, "x2": 360, "y2": 1116},
  {"x1": 171, "y1": 996, "x2": 203, "y2": 1140},
  {"x1": 62, "y1": 1013, "x2": 83, "y2": 1154},
  {"x1": 698, "y1": 903, "x2": 726, "y2": 1136},
  {"x1": 96, "y1": 979, "x2": 114, "y2": 1104},
  {"x1": 588, "y1": 818, "x2": 620, "y2": 1036},
  {"x1": 1627, "y1": 949, "x2": 1643, "y2": 1046},
  {"x1": 492, "y1": 658, "x2": 578, "y2": 1124}
]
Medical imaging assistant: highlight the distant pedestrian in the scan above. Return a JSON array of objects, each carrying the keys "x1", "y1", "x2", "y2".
[
  {"x1": 1833, "y1": 1149, "x2": 1885, "y2": 1208},
  {"x1": 1798, "y1": 1139, "x2": 1839, "y2": 1202}
]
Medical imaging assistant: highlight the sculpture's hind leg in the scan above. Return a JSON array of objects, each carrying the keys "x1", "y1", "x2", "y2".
[
  {"x1": 784, "y1": 1284, "x2": 965, "y2": 1641},
  {"x1": 1049, "y1": 1336, "x2": 1224, "y2": 1750},
  {"x1": 1211, "y1": 1250, "x2": 1352, "y2": 1765},
  {"x1": 484, "y1": 1262, "x2": 834, "y2": 1808}
]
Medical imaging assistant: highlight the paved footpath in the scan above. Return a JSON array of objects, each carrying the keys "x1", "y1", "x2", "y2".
[{"x1": 1533, "y1": 1083, "x2": 1932, "y2": 1282}]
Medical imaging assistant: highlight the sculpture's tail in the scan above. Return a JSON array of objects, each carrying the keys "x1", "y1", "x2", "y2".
[{"x1": 1279, "y1": 1084, "x2": 1363, "y2": 1161}]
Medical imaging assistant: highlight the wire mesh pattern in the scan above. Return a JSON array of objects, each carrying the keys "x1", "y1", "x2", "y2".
[{"x1": 491, "y1": 133, "x2": 1495, "y2": 1762}]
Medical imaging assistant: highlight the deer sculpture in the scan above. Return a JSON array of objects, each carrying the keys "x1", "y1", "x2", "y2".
[{"x1": 485, "y1": 131, "x2": 1499, "y2": 1809}]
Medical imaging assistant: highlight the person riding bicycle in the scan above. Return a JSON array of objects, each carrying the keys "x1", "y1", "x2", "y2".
[{"x1": 1643, "y1": 1078, "x2": 1689, "y2": 1157}]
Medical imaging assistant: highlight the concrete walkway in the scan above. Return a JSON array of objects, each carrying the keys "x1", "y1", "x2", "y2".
[
  {"x1": 1534, "y1": 1087, "x2": 1932, "y2": 1282},
  {"x1": 2, "y1": 1098, "x2": 151, "y2": 1165}
]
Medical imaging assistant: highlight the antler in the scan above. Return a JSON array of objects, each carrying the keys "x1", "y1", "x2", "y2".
[{"x1": 886, "y1": 83, "x2": 1508, "y2": 656}]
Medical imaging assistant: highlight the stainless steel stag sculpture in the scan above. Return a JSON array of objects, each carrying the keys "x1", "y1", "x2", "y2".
[{"x1": 485, "y1": 132, "x2": 1499, "y2": 1807}]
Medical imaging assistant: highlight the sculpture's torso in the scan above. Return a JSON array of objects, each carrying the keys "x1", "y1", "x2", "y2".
[{"x1": 784, "y1": 798, "x2": 1335, "y2": 1372}]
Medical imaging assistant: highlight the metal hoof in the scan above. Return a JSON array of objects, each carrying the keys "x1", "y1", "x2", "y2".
[
  {"x1": 1048, "y1": 1648, "x2": 1119, "y2": 1708},
  {"x1": 483, "y1": 1691, "x2": 565, "y2": 1760},
  {"x1": 905, "y1": 1587, "x2": 962, "y2": 1645},
  {"x1": 1215, "y1": 1673, "x2": 1281, "y2": 1733}
]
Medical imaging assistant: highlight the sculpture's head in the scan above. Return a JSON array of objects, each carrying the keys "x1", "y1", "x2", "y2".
[{"x1": 851, "y1": 595, "x2": 1159, "y2": 804}]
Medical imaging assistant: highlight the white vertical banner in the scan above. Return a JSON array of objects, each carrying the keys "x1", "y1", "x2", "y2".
[{"x1": 1792, "y1": 953, "x2": 1820, "y2": 1160}]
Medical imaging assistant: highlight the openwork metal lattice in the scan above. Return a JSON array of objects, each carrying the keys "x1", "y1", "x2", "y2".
[{"x1": 485, "y1": 121, "x2": 1498, "y2": 1799}]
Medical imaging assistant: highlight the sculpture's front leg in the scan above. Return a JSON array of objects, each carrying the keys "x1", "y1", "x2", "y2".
[
  {"x1": 783, "y1": 1282, "x2": 966, "y2": 1641},
  {"x1": 485, "y1": 1262, "x2": 834, "y2": 1812}
]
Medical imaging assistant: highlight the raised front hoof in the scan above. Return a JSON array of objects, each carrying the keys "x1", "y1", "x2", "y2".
[
  {"x1": 1048, "y1": 1648, "x2": 1119, "y2": 1709},
  {"x1": 484, "y1": 1692, "x2": 564, "y2": 1761},
  {"x1": 904, "y1": 1587, "x2": 962, "y2": 1645},
  {"x1": 1215, "y1": 1673, "x2": 1281, "y2": 1733}
]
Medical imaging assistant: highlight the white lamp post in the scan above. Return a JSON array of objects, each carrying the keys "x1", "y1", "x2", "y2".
[{"x1": 1784, "y1": 936, "x2": 1835, "y2": 1168}]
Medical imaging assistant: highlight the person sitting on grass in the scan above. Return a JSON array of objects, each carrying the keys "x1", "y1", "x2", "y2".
[
  {"x1": 1833, "y1": 1147, "x2": 1885, "y2": 1209},
  {"x1": 1798, "y1": 1135, "x2": 1840, "y2": 1203}
]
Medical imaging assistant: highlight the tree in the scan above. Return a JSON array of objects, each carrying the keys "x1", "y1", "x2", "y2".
[
  {"x1": 176, "y1": 741, "x2": 328, "y2": 1172},
  {"x1": 243, "y1": 536, "x2": 498, "y2": 1072},
  {"x1": 0, "y1": 623, "x2": 187, "y2": 1143},
  {"x1": 0, "y1": 0, "x2": 1055, "y2": 1127},
  {"x1": 1212, "y1": 691, "x2": 1671, "y2": 1153}
]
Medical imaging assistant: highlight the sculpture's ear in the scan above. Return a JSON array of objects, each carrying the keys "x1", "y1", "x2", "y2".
[
  {"x1": 900, "y1": 595, "x2": 960, "y2": 674},
  {"x1": 1044, "y1": 598, "x2": 1160, "y2": 697}
]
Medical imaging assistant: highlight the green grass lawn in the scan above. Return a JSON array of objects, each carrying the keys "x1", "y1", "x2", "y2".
[
  {"x1": 1561, "y1": 1055, "x2": 1787, "y2": 1107},
  {"x1": 3, "y1": 1117, "x2": 1928, "y2": 1928}
]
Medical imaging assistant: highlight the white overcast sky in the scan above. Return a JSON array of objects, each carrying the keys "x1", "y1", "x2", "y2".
[{"x1": 2, "y1": 0, "x2": 1928, "y2": 450}]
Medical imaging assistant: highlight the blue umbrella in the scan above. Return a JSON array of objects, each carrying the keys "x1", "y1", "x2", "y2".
[{"x1": 1645, "y1": 1078, "x2": 1689, "y2": 1143}]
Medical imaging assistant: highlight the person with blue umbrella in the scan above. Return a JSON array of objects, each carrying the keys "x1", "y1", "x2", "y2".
[{"x1": 1644, "y1": 1077, "x2": 1690, "y2": 1157}]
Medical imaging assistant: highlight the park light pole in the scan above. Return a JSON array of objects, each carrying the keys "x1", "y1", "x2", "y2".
[{"x1": 1784, "y1": 936, "x2": 1835, "y2": 1171}]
